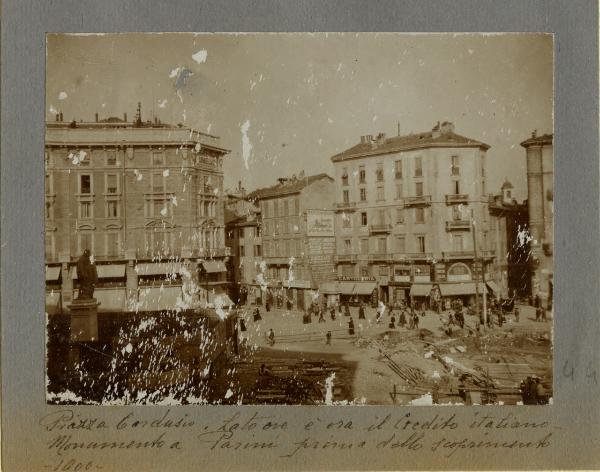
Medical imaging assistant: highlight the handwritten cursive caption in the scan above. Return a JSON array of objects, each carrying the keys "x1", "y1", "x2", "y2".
[{"x1": 38, "y1": 409, "x2": 556, "y2": 470}]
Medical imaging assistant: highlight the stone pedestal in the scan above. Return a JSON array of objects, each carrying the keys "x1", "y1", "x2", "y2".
[
  {"x1": 67, "y1": 299, "x2": 100, "y2": 385},
  {"x1": 68, "y1": 298, "x2": 100, "y2": 342}
]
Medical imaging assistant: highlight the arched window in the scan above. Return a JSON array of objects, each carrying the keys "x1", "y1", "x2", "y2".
[{"x1": 447, "y1": 263, "x2": 471, "y2": 281}]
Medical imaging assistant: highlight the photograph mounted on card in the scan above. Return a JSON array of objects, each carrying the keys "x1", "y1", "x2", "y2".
[{"x1": 44, "y1": 32, "x2": 553, "y2": 407}]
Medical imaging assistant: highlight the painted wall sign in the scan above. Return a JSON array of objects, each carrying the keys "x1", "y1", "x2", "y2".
[{"x1": 306, "y1": 210, "x2": 335, "y2": 237}]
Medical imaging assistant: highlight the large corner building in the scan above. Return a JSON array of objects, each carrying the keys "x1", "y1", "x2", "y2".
[
  {"x1": 330, "y1": 121, "x2": 499, "y2": 307},
  {"x1": 45, "y1": 106, "x2": 231, "y2": 314}
]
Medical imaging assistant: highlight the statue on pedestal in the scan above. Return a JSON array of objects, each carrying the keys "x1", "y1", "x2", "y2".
[{"x1": 76, "y1": 249, "x2": 98, "y2": 300}]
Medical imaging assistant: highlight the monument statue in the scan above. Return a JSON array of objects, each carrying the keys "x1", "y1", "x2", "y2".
[{"x1": 76, "y1": 249, "x2": 98, "y2": 300}]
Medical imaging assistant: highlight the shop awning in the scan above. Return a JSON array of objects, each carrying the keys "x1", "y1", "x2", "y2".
[
  {"x1": 410, "y1": 284, "x2": 433, "y2": 297},
  {"x1": 137, "y1": 285, "x2": 183, "y2": 311},
  {"x1": 439, "y1": 282, "x2": 487, "y2": 296},
  {"x1": 45, "y1": 291, "x2": 61, "y2": 314},
  {"x1": 46, "y1": 266, "x2": 61, "y2": 282},
  {"x1": 202, "y1": 260, "x2": 227, "y2": 273},
  {"x1": 284, "y1": 279, "x2": 312, "y2": 289},
  {"x1": 319, "y1": 282, "x2": 340, "y2": 294},
  {"x1": 339, "y1": 281, "x2": 377, "y2": 296},
  {"x1": 135, "y1": 262, "x2": 182, "y2": 277},
  {"x1": 208, "y1": 289, "x2": 234, "y2": 308},
  {"x1": 72, "y1": 264, "x2": 127, "y2": 279},
  {"x1": 93, "y1": 288, "x2": 126, "y2": 312},
  {"x1": 486, "y1": 281, "x2": 501, "y2": 293}
]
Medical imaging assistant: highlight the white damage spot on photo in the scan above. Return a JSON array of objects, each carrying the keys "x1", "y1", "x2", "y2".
[
  {"x1": 58, "y1": 91, "x2": 68, "y2": 100},
  {"x1": 68, "y1": 150, "x2": 87, "y2": 165},
  {"x1": 192, "y1": 49, "x2": 208, "y2": 64},
  {"x1": 240, "y1": 120, "x2": 252, "y2": 170}
]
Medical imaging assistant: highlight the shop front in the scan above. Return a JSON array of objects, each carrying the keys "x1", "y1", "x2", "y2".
[
  {"x1": 409, "y1": 283, "x2": 433, "y2": 310},
  {"x1": 283, "y1": 280, "x2": 312, "y2": 311},
  {"x1": 338, "y1": 277, "x2": 378, "y2": 307},
  {"x1": 45, "y1": 265, "x2": 62, "y2": 314},
  {"x1": 319, "y1": 281, "x2": 340, "y2": 307},
  {"x1": 438, "y1": 282, "x2": 487, "y2": 307}
]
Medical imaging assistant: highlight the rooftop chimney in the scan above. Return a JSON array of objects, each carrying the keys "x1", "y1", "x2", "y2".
[
  {"x1": 134, "y1": 102, "x2": 142, "y2": 126},
  {"x1": 55, "y1": 113, "x2": 59, "y2": 122},
  {"x1": 376, "y1": 132, "x2": 386, "y2": 145},
  {"x1": 95, "y1": 112, "x2": 99, "y2": 122},
  {"x1": 59, "y1": 112, "x2": 63, "y2": 122},
  {"x1": 532, "y1": 129, "x2": 537, "y2": 138},
  {"x1": 124, "y1": 112, "x2": 128, "y2": 122},
  {"x1": 440, "y1": 121, "x2": 455, "y2": 135}
]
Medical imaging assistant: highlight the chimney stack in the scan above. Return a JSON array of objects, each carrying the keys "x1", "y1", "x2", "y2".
[
  {"x1": 532, "y1": 129, "x2": 537, "y2": 138},
  {"x1": 124, "y1": 112, "x2": 128, "y2": 122},
  {"x1": 55, "y1": 113, "x2": 59, "y2": 122},
  {"x1": 95, "y1": 112, "x2": 99, "y2": 122},
  {"x1": 59, "y1": 112, "x2": 63, "y2": 122}
]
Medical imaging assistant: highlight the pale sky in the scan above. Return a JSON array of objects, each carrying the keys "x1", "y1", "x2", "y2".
[{"x1": 46, "y1": 33, "x2": 553, "y2": 201}]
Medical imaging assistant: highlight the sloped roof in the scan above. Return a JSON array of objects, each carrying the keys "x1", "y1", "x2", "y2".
[
  {"x1": 248, "y1": 173, "x2": 333, "y2": 200},
  {"x1": 331, "y1": 130, "x2": 489, "y2": 162},
  {"x1": 520, "y1": 133, "x2": 553, "y2": 148}
]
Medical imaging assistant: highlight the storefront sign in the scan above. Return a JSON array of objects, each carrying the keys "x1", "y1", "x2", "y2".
[
  {"x1": 434, "y1": 263, "x2": 446, "y2": 281},
  {"x1": 306, "y1": 210, "x2": 335, "y2": 237},
  {"x1": 338, "y1": 276, "x2": 376, "y2": 282}
]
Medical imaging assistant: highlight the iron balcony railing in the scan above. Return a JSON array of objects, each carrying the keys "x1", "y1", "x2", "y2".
[
  {"x1": 443, "y1": 251, "x2": 475, "y2": 259},
  {"x1": 368, "y1": 253, "x2": 392, "y2": 262},
  {"x1": 403, "y1": 195, "x2": 432, "y2": 207},
  {"x1": 336, "y1": 201, "x2": 356, "y2": 210},
  {"x1": 335, "y1": 254, "x2": 357, "y2": 263},
  {"x1": 445, "y1": 220, "x2": 471, "y2": 231},
  {"x1": 369, "y1": 223, "x2": 392, "y2": 233},
  {"x1": 445, "y1": 194, "x2": 469, "y2": 204}
]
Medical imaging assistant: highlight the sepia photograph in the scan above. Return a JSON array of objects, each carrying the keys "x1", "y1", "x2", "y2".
[{"x1": 44, "y1": 32, "x2": 553, "y2": 406}]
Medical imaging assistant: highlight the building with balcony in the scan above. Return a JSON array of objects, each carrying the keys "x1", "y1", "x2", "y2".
[
  {"x1": 224, "y1": 197, "x2": 263, "y2": 306},
  {"x1": 248, "y1": 173, "x2": 336, "y2": 310},
  {"x1": 487, "y1": 181, "x2": 531, "y2": 299},
  {"x1": 521, "y1": 131, "x2": 553, "y2": 309},
  {"x1": 330, "y1": 121, "x2": 498, "y2": 307},
  {"x1": 44, "y1": 105, "x2": 231, "y2": 314}
]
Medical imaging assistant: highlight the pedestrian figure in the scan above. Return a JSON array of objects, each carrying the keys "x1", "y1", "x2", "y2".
[
  {"x1": 399, "y1": 310, "x2": 407, "y2": 327},
  {"x1": 535, "y1": 379, "x2": 547, "y2": 404},
  {"x1": 268, "y1": 329, "x2": 275, "y2": 346},
  {"x1": 535, "y1": 307, "x2": 541, "y2": 322},
  {"x1": 330, "y1": 306, "x2": 336, "y2": 321},
  {"x1": 389, "y1": 315, "x2": 396, "y2": 329},
  {"x1": 240, "y1": 318, "x2": 247, "y2": 332},
  {"x1": 413, "y1": 312, "x2": 420, "y2": 329},
  {"x1": 541, "y1": 307, "x2": 547, "y2": 322},
  {"x1": 266, "y1": 300, "x2": 271, "y2": 312},
  {"x1": 448, "y1": 313, "x2": 455, "y2": 326},
  {"x1": 344, "y1": 303, "x2": 351, "y2": 317},
  {"x1": 348, "y1": 318, "x2": 355, "y2": 335},
  {"x1": 358, "y1": 304, "x2": 366, "y2": 320},
  {"x1": 253, "y1": 308, "x2": 262, "y2": 322},
  {"x1": 514, "y1": 307, "x2": 520, "y2": 323},
  {"x1": 338, "y1": 302, "x2": 343, "y2": 314},
  {"x1": 326, "y1": 331, "x2": 332, "y2": 345},
  {"x1": 318, "y1": 310, "x2": 326, "y2": 323}
]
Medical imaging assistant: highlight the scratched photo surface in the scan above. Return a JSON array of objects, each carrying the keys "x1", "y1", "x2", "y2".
[{"x1": 45, "y1": 32, "x2": 553, "y2": 406}]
